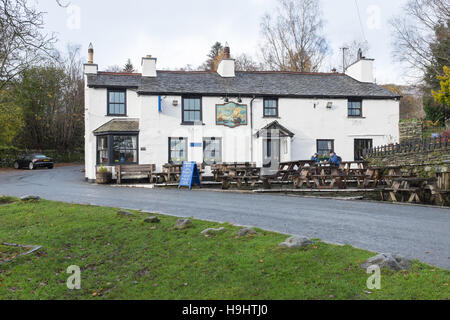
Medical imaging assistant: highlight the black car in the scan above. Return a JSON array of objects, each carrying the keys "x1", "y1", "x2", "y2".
[{"x1": 13, "y1": 154, "x2": 54, "y2": 170}]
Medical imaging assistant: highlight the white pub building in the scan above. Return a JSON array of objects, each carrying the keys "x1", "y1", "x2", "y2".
[{"x1": 84, "y1": 44, "x2": 400, "y2": 182}]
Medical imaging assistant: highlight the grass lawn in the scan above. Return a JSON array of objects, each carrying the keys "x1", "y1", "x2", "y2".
[{"x1": 0, "y1": 197, "x2": 448, "y2": 300}]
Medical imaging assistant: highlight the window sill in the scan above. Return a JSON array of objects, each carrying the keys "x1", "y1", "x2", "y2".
[
  {"x1": 348, "y1": 116, "x2": 366, "y2": 119},
  {"x1": 106, "y1": 114, "x2": 128, "y2": 117},
  {"x1": 180, "y1": 122, "x2": 205, "y2": 126},
  {"x1": 263, "y1": 116, "x2": 281, "y2": 119}
]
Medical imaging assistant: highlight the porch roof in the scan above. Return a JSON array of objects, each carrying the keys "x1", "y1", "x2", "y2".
[
  {"x1": 93, "y1": 119, "x2": 140, "y2": 134},
  {"x1": 256, "y1": 121, "x2": 295, "y2": 138}
]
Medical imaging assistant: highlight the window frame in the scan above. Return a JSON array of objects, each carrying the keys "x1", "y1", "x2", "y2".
[
  {"x1": 354, "y1": 139, "x2": 373, "y2": 161},
  {"x1": 96, "y1": 133, "x2": 138, "y2": 165},
  {"x1": 203, "y1": 137, "x2": 222, "y2": 165},
  {"x1": 96, "y1": 135, "x2": 109, "y2": 165},
  {"x1": 181, "y1": 96, "x2": 202, "y2": 124},
  {"x1": 107, "y1": 89, "x2": 127, "y2": 117},
  {"x1": 263, "y1": 98, "x2": 279, "y2": 118},
  {"x1": 316, "y1": 139, "x2": 335, "y2": 157},
  {"x1": 348, "y1": 99, "x2": 362, "y2": 118},
  {"x1": 168, "y1": 137, "x2": 188, "y2": 164}
]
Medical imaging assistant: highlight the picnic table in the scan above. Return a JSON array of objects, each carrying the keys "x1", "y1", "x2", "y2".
[
  {"x1": 309, "y1": 163, "x2": 345, "y2": 189},
  {"x1": 155, "y1": 163, "x2": 204, "y2": 183},
  {"x1": 211, "y1": 163, "x2": 260, "y2": 189},
  {"x1": 273, "y1": 160, "x2": 317, "y2": 181},
  {"x1": 381, "y1": 177, "x2": 437, "y2": 203},
  {"x1": 339, "y1": 161, "x2": 368, "y2": 188}
]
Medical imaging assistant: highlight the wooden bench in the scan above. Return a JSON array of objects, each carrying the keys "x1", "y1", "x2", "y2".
[{"x1": 116, "y1": 164, "x2": 156, "y2": 184}]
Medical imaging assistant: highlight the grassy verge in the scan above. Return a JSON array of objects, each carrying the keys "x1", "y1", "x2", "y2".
[{"x1": 0, "y1": 197, "x2": 448, "y2": 300}]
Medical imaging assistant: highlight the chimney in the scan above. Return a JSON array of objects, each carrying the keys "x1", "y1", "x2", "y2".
[
  {"x1": 217, "y1": 43, "x2": 235, "y2": 78},
  {"x1": 88, "y1": 43, "x2": 94, "y2": 64},
  {"x1": 142, "y1": 54, "x2": 157, "y2": 77},
  {"x1": 83, "y1": 43, "x2": 97, "y2": 74},
  {"x1": 344, "y1": 49, "x2": 374, "y2": 83}
]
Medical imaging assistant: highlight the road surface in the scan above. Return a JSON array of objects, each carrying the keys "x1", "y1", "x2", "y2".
[{"x1": 0, "y1": 165, "x2": 449, "y2": 268}]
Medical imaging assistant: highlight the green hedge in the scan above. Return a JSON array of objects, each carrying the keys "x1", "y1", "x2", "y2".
[{"x1": 0, "y1": 146, "x2": 84, "y2": 168}]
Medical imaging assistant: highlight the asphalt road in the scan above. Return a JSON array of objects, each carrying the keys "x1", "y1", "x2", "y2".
[{"x1": 0, "y1": 165, "x2": 449, "y2": 269}]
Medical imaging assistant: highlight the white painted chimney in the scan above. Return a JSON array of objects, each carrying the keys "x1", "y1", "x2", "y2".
[
  {"x1": 83, "y1": 43, "x2": 98, "y2": 74},
  {"x1": 217, "y1": 45, "x2": 235, "y2": 78},
  {"x1": 345, "y1": 49, "x2": 374, "y2": 83},
  {"x1": 141, "y1": 55, "x2": 157, "y2": 77}
]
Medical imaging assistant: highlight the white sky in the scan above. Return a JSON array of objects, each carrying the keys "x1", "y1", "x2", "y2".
[{"x1": 36, "y1": 0, "x2": 410, "y2": 84}]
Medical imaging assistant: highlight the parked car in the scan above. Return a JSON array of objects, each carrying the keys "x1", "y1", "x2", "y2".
[{"x1": 13, "y1": 154, "x2": 54, "y2": 170}]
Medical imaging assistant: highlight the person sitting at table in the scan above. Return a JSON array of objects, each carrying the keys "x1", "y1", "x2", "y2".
[
  {"x1": 328, "y1": 151, "x2": 341, "y2": 167},
  {"x1": 311, "y1": 153, "x2": 320, "y2": 163}
]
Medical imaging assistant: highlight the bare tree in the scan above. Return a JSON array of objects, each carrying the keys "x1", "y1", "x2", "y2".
[
  {"x1": 235, "y1": 53, "x2": 263, "y2": 71},
  {"x1": 0, "y1": 0, "x2": 57, "y2": 90},
  {"x1": 259, "y1": 0, "x2": 328, "y2": 72},
  {"x1": 341, "y1": 40, "x2": 370, "y2": 71},
  {"x1": 105, "y1": 65, "x2": 122, "y2": 72},
  {"x1": 391, "y1": 0, "x2": 450, "y2": 79},
  {"x1": 57, "y1": 45, "x2": 84, "y2": 150}
]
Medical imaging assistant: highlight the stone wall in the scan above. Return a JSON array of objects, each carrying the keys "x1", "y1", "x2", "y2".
[
  {"x1": 366, "y1": 147, "x2": 449, "y2": 179},
  {"x1": 399, "y1": 119, "x2": 423, "y2": 143}
]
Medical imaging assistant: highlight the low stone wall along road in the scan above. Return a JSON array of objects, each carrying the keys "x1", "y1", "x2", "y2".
[{"x1": 0, "y1": 165, "x2": 449, "y2": 269}]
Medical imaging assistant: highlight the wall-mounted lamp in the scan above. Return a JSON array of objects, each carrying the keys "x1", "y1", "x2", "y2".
[
  {"x1": 326, "y1": 102, "x2": 333, "y2": 109},
  {"x1": 172, "y1": 100, "x2": 178, "y2": 106}
]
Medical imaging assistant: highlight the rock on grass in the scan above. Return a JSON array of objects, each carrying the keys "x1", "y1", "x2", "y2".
[
  {"x1": 360, "y1": 253, "x2": 412, "y2": 271},
  {"x1": 236, "y1": 227, "x2": 257, "y2": 237},
  {"x1": 20, "y1": 195, "x2": 40, "y2": 202},
  {"x1": 175, "y1": 219, "x2": 193, "y2": 230},
  {"x1": 144, "y1": 216, "x2": 160, "y2": 223},
  {"x1": 278, "y1": 236, "x2": 313, "y2": 248},
  {"x1": 118, "y1": 210, "x2": 134, "y2": 217},
  {"x1": 201, "y1": 227, "x2": 225, "y2": 235}
]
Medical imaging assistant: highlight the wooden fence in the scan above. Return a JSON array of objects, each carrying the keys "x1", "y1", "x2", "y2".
[{"x1": 364, "y1": 132, "x2": 449, "y2": 157}]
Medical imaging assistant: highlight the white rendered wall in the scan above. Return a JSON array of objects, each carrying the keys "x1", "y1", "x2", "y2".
[
  {"x1": 84, "y1": 87, "x2": 140, "y2": 181},
  {"x1": 217, "y1": 59, "x2": 235, "y2": 78},
  {"x1": 345, "y1": 60, "x2": 374, "y2": 83},
  {"x1": 85, "y1": 89, "x2": 399, "y2": 180}
]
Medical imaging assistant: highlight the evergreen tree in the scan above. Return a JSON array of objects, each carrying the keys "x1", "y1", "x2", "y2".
[
  {"x1": 423, "y1": 22, "x2": 450, "y2": 125},
  {"x1": 123, "y1": 59, "x2": 135, "y2": 73}
]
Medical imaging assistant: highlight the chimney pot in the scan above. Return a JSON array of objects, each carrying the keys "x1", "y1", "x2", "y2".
[
  {"x1": 223, "y1": 45, "x2": 231, "y2": 59},
  {"x1": 88, "y1": 42, "x2": 94, "y2": 64}
]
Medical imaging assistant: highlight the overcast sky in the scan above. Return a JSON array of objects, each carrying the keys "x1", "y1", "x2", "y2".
[{"x1": 37, "y1": 0, "x2": 409, "y2": 84}]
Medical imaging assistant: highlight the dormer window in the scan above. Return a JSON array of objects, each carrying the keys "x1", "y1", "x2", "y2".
[{"x1": 107, "y1": 89, "x2": 126, "y2": 116}]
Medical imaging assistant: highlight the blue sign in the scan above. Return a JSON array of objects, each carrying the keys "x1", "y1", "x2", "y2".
[
  {"x1": 158, "y1": 96, "x2": 162, "y2": 113},
  {"x1": 178, "y1": 161, "x2": 202, "y2": 190},
  {"x1": 190, "y1": 142, "x2": 202, "y2": 148}
]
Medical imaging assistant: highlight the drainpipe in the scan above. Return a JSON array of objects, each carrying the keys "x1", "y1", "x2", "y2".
[{"x1": 250, "y1": 96, "x2": 256, "y2": 163}]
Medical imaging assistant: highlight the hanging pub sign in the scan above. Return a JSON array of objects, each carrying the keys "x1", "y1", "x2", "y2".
[
  {"x1": 216, "y1": 102, "x2": 248, "y2": 128},
  {"x1": 178, "y1": 161, "x2": 202, "y2": 190}
]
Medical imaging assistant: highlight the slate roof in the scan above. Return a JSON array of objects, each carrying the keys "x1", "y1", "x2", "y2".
[
  {"x1": 93, "y1": 119, "x2": 139, "y2": 134},
  {"x1": 87, "y1": 71, "x2": 400, "y2": 99}
]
